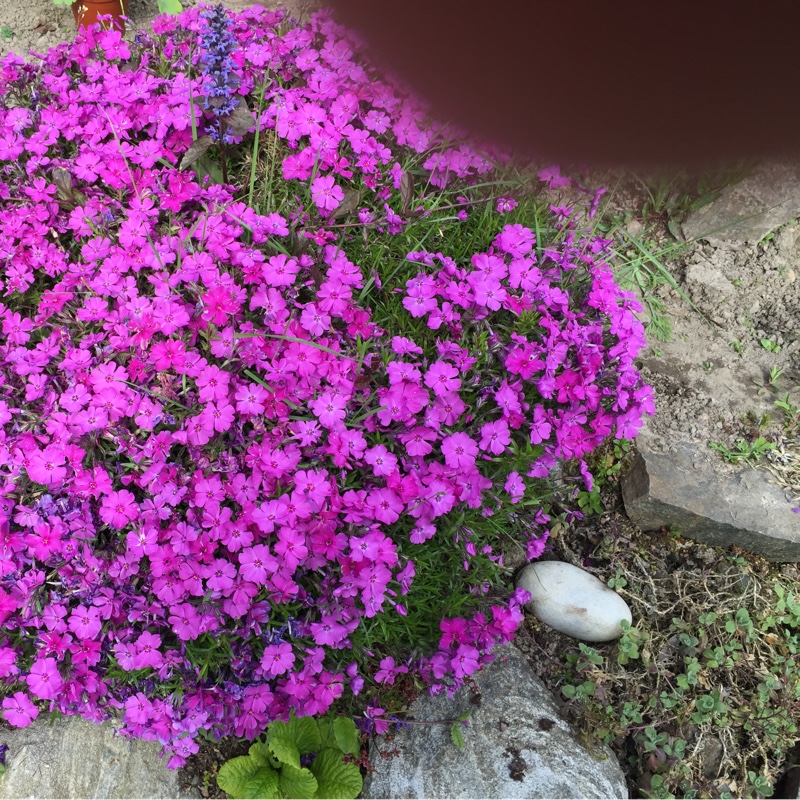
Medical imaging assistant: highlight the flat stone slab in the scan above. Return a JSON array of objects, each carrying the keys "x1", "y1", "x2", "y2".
[
  {"x1": 682, "y1": 161, "x2": 800, "y2": 244},
  {"x1": 361, "y1": 645, "x2": 627, "y2": 799},
  {"x1": 621, "y1": 433, "x2": 800, "y2": 561},
  {"x1": 0, "y1": 715, "x2": 195, "y2": 799}
]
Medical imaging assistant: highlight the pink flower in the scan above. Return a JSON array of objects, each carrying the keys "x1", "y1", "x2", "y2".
[
  {"x1": 375, "y1": 656, "x2": 408, "y2": 685},
  {"x1": 0, "y1": 647, "x2": 17, "y2": 677},
  {"x1": 125, "y1": 692, "x2": 153, "y2": 725},
  {"x1": 451, "y1": 644, "x2": 480, "y2": 678},
  {"x1": 529, "y1": 406, "x2": 552, "y2": 444},
  {"x1": 424, "y1": 362, "x2": 461, "y2": 397},
  {"x1": 496, "y1": 197, "x2": 518, "y2": 213},
  {"x1": 441, "y1": 433, "x2": 478, "y2": 468},
  {"x1": 99, "y1": 490, "x2": 139, "y2": 529},
  {"x1": 479, "y1": 420, "x2": 511, "y2": 455},
  {"x1": 311, "y1": 391, "x2": 347, "y2": 429},
  {"x1": 367, "y1": 488, "x2": 403, "y2": 524},
  {"x1": 239, "y1": 545, "x2": 278, "y2": 584},
  {"x1": 2, "y1": 691, "x2": 39, "y2": 727},
  {"x1": 274, "y1": 527, "x2": 308, "y2": 573},
  {"x1": 263, "y1": 254, "x2": 299, "y2": 287},
  {"x1": 401, "y1": 426, "x2": 437, "y2": 457},
  {"x1": 261, "y1": 642, "x2": 295, "y2": 676},
  {"x1": 300, "y1": 303, "x2": 331, "y2": 336},
  {"x1": 26, "y1": 657, "x2": 63, "y2": 700},
  {"x1": 310, "y1": 615, "x2": 348, "y2": 647},
  {"x1": 26, "y1": 447, "x2": 67, "y2": 488},
  {"x1": 133, "y1": 631, "x2": 164, "y2": 670},
  {"x1": 196, "y1": 365, "x2": 230, "y2": 402},
  {"x1": 151, "y1": 339, "x2": 187, "y2": 371},
  {"x1": 504, "y1": 471, "x2": 525, "y2": 504},
  {"x1": 364, "y1": 445, "x2": 398, "y2": 477},
  {"x1": 311, "y1": 175, "x2": 344, "y2": 215},
  {"x1": 68, "y1": 605, "x2": 102, "y2": 640},
  {"x1": 202, "y1": 401, "x2": 235, "y2": 433}
]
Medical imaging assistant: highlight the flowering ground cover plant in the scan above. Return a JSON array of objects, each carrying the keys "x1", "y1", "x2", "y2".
[{"x1": 0, "y1": 3, "x2": 653, "y2": 767}]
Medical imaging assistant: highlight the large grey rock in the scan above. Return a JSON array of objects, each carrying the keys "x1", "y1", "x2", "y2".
[
  {"x1": 517, "y1": 561, "x2": 632, "y2": 642},
  {"x1": 0, "y1": 715, "x2": 195, "y2": 799},
  {"x1": 361, "y1": 645, "x2": 627, "y2": 799},
  {"x1": 682, "y1": 162, "x2": 800, "y2": 244},
  {"x1": 621, "y1": 434, "x2": 800, "y2": 561}
]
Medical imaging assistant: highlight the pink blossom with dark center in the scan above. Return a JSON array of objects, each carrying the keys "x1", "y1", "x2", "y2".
[{"x1": 2, "y1": 692, "x2": 38, "y2": 728}]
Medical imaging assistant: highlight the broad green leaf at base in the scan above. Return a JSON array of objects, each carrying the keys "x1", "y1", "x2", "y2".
[
  {"x1": 217, "y1": 755, "x2": 261, "y2": 799},
  {"x1": 268, "y1": 713, "x2": 321, "y2": 755},
  {"x1": 278, "y1": 763, "x2": 318, "y2": 799},
  {"x1": 333, "y1": 717, "x2": 360, "y2": 757},
  {"x1": 244, "y1": 766, "x2": 280, "y2": 800},
  {"x1": 309, "y1": 749, "x2": 363, "y2": 799}
]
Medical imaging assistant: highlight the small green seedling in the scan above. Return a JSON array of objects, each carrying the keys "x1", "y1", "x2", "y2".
[
  {"x1": 768, "y1": 366, "x2": 784, "y2": 386},
  {"x1": 709, "y1": 437, "x2": 775, "y2": 464},
  {"x1": 216, "y1": 714, "x2": 362, "y2": 800},
  {"x1": 729, "y1": 340, "x2": 744, "y2": 355},
  {"x1": 760, "y1": 338, "x2": 781, "y2": 354},
  {"x1": 0, "y1": 25, "x2": 13, "y2": 40}
]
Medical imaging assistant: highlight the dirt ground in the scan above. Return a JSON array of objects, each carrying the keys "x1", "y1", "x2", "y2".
[{"x1": 639, "y1": 227, "x2": 799, "y2": 452}]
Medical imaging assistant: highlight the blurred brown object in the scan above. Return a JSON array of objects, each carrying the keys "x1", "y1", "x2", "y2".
[{"x1": 328, "y1": 0, "x2": 800, "y2": 169}]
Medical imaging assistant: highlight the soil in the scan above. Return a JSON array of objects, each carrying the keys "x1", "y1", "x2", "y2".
[
  {"x1": 637, "y1": 225, "x2": 800, "y2": 455},
  {"x1": 178, "y1": 736, "x2": 252, "y2": 798}
]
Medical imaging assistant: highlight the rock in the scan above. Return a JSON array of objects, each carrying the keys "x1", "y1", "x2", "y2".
[
  {"x1": 683, "y1": 162, "x2": 800, "y2": 244},
  {"x1": 361, "y1": 645, "x2": 627, "y2": 799},
  {"x1": 684, "y1": 262, "x2": 735, "y2": 297},
  {"x1": 775, "y1": 742, "x2": 800, "y2": 799},
  {"x1": 699, "y1": 736, "x2": 723, "y2": 780},
  {"x1": 0, "y1": 715, "x2": 197, "y2": 799},
  {"x1": 626, "y1": 219, "x2": 644, "y2": 237},
  {"x1": 621, "y1": 433, "x2": 800, "y2": 561},
  {"x1": 516, "y1": 561, "x2": 632, "y2": 642}
]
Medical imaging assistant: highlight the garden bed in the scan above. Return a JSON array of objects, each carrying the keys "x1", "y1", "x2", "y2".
[{"x1": 0, "y1": 4, "x2": 796, "y2": 800}]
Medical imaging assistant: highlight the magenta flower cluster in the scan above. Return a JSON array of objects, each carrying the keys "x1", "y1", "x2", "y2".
[{"x1": 0, "y1": 4, "x2": 652, "y2": 766}]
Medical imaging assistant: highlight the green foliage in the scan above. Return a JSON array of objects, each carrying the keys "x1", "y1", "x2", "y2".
[
  {"x1": 158, "y1": 0, "x2": 183, "y2": 13},
  {"x1": 708, "y1": 436, "x2": 776, "y2": 463},
  {"x1": 0, "y1": 25, "x2": 13, "y2": 40},
  {"x1": 449, "y1": 710, "x2": 471, "y2": 749},
  {"x1": 543, "y1": 526, "x2": 800, "y2": 799},
  {"x1": 759, "y1": 338, "x2": 781, "y2": 354},
  {"x1": 217, "y1": 714, "x2": 362, "y2": 800}
]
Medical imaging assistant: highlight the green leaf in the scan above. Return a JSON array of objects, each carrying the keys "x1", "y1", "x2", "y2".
[
  {"x1": 689, "y1": 192, "x2": 719, "y2": 212},
  {"x1": 333, "y1": 717, "x2": 360, "y2": 756},
  {"x1": 450, "y1": 724, "x2": 465, "y2": 749},
  {"x1": 217, "y1": 755, "x2": 260, "y2": 799},
  {"x1": 317, "y1": 718, "x2": 334, "y2": 748},
  {"x1": 268, "y1": 714, "x2": 321, "y2": 755},
  {"x1": 269, "y1": 736, "x2": 301, "y2": 769},
  {"x1": 244, "y1": 766, "x2": 280, "y2": 800},
  {"x1": 310, "y1": 748, "x2": 363, "y2": 799},
  {"x1": 667, "y1": 218, "x2": 684, "y2": 240},
  {"x1": 249, "y1": 740, "x2": 271, "y2": 767},
  {"x1": 157, "y1": 0, "x2": 182, "y2": 13},
  {"x1": 278, "y1": 763, "x2": 318, "y2": 799}
]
